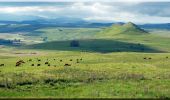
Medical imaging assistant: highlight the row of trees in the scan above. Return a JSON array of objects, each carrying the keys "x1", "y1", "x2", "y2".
[{"x1": 0, "y1": 39, "x2": 21, "y2": 45}]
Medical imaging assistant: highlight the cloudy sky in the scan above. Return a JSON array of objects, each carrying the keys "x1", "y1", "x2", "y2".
[{"x1": 0, "y1": 1, "x2": 170, "y2": 24}]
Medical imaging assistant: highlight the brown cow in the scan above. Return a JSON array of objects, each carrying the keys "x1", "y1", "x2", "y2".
[
  {"x1": 19, "y1": 60, "x2": 25, "y2": 63},
  {"x1": 16, "y1": 60, "x2": 25, "y2": 67}
]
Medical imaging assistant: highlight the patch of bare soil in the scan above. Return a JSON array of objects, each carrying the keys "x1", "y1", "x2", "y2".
[{"x1": 0, "y1": 51, "x2": 46, "y2": 57}]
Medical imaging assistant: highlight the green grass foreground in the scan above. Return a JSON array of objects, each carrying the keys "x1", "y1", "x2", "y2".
[{"x1": 0, "y1": 51, "x2": 170, "y2": 98}]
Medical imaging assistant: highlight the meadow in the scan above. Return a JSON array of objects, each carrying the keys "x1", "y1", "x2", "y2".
[{"x1": 0, "y1": 25, "x2": 170, "y2": 98}]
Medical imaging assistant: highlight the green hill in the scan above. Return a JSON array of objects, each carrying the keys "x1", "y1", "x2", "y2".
[
  {"x1": 24, "y1": 22, "x2": 170, "y2": 53},
  {"x1": 97, "y1": 22, "x2": 148, "y2": 37}
]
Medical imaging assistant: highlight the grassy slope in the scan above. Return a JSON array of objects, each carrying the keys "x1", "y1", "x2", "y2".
[
  {"x1": 97, "y1": 22, "x2": 147, "y2": 37},
  {"x1": 38, "y1": 27, "x2": 101, "y2": 41},
  {"x1": 27, "y1": 39, "x2": 161, "y2": 53},
  {"x1": 25, "y1": 23, "x2": 170, "y2": 53}
]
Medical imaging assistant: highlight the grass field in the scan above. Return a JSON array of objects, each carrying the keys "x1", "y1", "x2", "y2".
[
  {"x1": 0, "y1": 50, "x2": 170, "y2": 98},
  {"x1": 0, "y1": 25, "x2": 170, "y2": 98}
]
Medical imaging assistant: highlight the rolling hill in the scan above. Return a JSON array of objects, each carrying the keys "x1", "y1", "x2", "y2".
[
  {"x1": 24, "y1": 22, "x2": 167, "y2": 53},
  {"x1": 97, "y1": 22, "x2": 148, "y2": 37}
]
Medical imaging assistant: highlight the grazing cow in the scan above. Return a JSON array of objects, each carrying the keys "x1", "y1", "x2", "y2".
[
  {"x1": 31, "y1": 64, "x2": 34, "y2": 66},
  {"x1": 60, "y1": 60, "x2": 62, "y2": 62},
  {"x1": 37, "y1": 64, "x2": 41, "y2": 66},
  {"x1": 70, "y1": 59, "x2": 72, "y2": 61},
  {"x1": 0, "y1": 64, "x2": 4, "y2": 67},
  {"x1": 16, "y1": 62, "x2": 21, "y2": 67},
  {"x1": 80, "y1": 58, "x2": 82, "y2": 61},
  {"x1": 143, "y1": 57, "x2": 147, "y2": 60},
  {"x1": 16, "y1": 60, "x2": 25, "y2": 67},
  {"x1": 166, "y1": 56, "x2": 168, "y2": 59},
  {"x1": 18, "y1": 60, "x2": 25, "y2": 63},
  {"x1": 54, "y1": 59, "x2": 56, "y2": 60},
  {"x1": 64, "y1": 63, "x2": 71, "y2": 66},
  {"x1": 28, "y1": 59, "x2": 32, "y2": 62},
  {"x1": 48, "y1": 64, "x2": 50, "y2": 66},
  {"x1": 38, "y1": 59, "x2": 41, "y2": 62},
  {"x1": 45, "y1": 62, "x2": 49, "y2": 64},
  {"x1": 148, "y1": 57, "x2": 152, "y2": 60}
]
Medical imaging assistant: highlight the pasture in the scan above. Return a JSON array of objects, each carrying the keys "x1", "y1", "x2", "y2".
[
  {"x1": 0, "y1": 26, "x2": 170, "y2": 98},
  {"x1": 0, "y1": 49, "x2": 170, "y2": 98}
]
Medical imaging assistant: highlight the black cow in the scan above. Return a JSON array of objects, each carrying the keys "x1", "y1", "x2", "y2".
[
  {"x1": 45, "y1": 62, "x2": 49, "y2": 64},
  {"x1": 37, "y1": 64, "x2": 41, "y2": 66},
  {"x1": 76, "y1": 59, "x2": 79, "y2": 63},
  {"x1": 0, "y1": 64, "x2": 4, "y2": 67},
  {"x1": 148, "y1": 57, "x2": 152, "y2": 60},
  {"x1": 64, "y1": 63, "x2": 71, "y2": 66}
]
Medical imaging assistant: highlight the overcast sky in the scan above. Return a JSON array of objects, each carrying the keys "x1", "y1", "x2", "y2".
[{"x1": 0, "y1": 1, "x2": 170, "y2": 24}]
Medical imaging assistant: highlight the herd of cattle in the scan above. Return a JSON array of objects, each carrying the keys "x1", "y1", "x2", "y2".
[
  {"x1": 0, "y1": 58, "x2": 83, "y2": 67},
  {"x1": 143, "y1": 56, "x2": 168, "y2": 60},
  {"x1": 0, "y1": 56, "x2": 169, "y2": 67}
]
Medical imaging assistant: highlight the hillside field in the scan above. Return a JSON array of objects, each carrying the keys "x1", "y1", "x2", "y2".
[{"x1": 0, "y1": 24, "x2": 170, "y2": 98}]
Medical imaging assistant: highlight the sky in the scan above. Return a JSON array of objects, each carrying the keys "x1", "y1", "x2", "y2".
[{"x1": 0, "y1": 1, "x2": 170, "y2": 24}]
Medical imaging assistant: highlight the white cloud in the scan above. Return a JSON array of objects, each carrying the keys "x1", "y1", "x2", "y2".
[
  {"x1": 0, "y1": 6, "x2": 62, "y2": 13},
  {"x1": 0, "y1": 2, "x2": 170, "y2": 23},
  {"x1": 0, "y1": 0, "x2": 170, "y2": 2}
]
